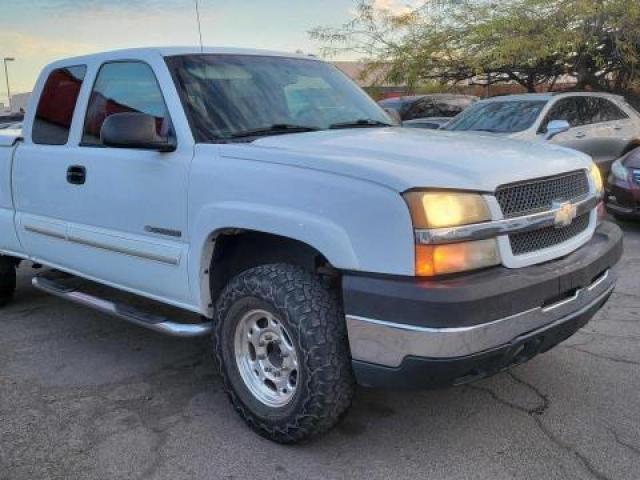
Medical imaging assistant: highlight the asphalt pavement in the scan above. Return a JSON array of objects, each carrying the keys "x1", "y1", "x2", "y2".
[{"x1": 1, "y1": 220, "x2": 639, "y2": 480}]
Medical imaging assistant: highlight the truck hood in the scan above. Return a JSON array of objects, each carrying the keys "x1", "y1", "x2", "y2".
[{"x1": 219, "y1": 127, "x2": 592, "y2": 192}]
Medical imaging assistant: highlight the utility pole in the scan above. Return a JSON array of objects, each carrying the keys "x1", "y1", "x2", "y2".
[{"x1": 3, "y1": 58, "x2": 15, "y2": 113}]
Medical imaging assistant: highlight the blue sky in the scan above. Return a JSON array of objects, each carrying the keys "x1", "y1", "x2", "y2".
[{"x1": 0, "y1": 0, "x2": 414, "y2": 101}]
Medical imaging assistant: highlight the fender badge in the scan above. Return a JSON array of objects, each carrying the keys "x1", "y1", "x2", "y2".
[{"x1": 553, "y1": 201, "x2": 577, "y2": 228}]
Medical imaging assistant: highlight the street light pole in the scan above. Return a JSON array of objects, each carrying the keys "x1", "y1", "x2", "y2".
[{"x1": 3, "y1": 58, "x2": 15, "y2": 113}]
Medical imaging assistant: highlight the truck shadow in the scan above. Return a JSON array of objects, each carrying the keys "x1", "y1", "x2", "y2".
[{"x1": 4, "y1": 262, "x2": 639, "y2": 479}]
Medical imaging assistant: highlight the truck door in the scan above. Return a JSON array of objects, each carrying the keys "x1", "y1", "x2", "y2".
[{"x1": 14, "y1": 59, "x2": 195, "y2": 310}]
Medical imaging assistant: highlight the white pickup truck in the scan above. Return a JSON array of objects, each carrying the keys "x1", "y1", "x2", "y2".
[{"x1": 0, "y1": 47, "x2": 622, "y2": 443}]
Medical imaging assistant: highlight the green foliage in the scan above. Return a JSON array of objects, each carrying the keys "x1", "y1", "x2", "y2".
[{"x1": 311, "y1": 0, "x2": 640, "y2": 92}]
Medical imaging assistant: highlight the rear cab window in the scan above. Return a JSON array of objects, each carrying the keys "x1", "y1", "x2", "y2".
[{"x1": 32, "y1": 66, "x2": 87, "y2": 145}]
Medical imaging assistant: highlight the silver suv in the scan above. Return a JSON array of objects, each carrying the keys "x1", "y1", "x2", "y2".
[{"x1": 445, "y1": 92, "x2": 640, "y2": 176}]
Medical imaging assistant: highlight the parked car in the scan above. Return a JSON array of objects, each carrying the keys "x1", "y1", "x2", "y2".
[
  {"x1": 402, "y1": 117, "x2": 451, "y2": 129},
  {"x1": 444, "y1": 92, "x2": 640, "y2": 177},
  {"x1": 606, "y1": 148, "x2": 640, "y2": 219},
  {"x1": 0, "y1": 122, "x2": 22, "y2": 131},
  {"x1": 0, "y1": 114, "x2": 24, "y2": 129},
  {"x1": 378, "y1": 94, "x2": 478, "y2": 122},
  {"x1": 0, "y1": 47, "x2": 621, "y2": 443}
]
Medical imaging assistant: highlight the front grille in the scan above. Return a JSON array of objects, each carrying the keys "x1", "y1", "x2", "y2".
[
  {"x1": 509, "y1": 213, "x2": 590, "y2": 255},
  {"x1": 496, "y1": 171, "x2": 589, "y2": 218},
  {"x1": 633, "y1": 169, "x2": 640, "y2": 185}
]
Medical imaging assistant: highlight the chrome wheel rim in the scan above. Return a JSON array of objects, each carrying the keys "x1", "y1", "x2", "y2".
[{"x1": 234, "y1": 309, "x2": 299, "y2": 408}]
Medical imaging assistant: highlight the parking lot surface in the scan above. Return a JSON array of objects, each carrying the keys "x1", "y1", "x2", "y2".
[{"x1": 1, "y1": 220, "x2": 639, "y2": 480}]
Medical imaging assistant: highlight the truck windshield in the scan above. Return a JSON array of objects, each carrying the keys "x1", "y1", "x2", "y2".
[
  {"x1": 165, "y1": 54, "x2": 392, "y2": 142},
  {"x1": 445, "y1": 100, "x2": 548, "y2": 133}
]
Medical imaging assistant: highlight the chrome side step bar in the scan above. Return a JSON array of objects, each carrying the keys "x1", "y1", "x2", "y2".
[{"x1": 32, "y1": 274, "x2": 213, "y2": 338}]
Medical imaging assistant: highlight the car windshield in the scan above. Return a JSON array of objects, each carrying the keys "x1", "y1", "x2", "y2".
[
  {"x1": 445, "y1": 100, "x2": 548, "y2": 133},
  {"x1": 166, "y1": 54, "x2": 392, "y2": 142}
]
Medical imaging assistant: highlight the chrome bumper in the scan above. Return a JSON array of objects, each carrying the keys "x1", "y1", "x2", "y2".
[{"x1": 346, "y1": 268, "x2": 615, "y2": 368}]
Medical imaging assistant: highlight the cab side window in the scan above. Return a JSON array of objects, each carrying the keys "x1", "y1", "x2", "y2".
[
  {"x1": 32, "y1": 66, "x2": 87, "y2": 145},
  {"x1": 407, "y1": 100, "x2": 436, "y2": 120},
  {"x1": 591, "y1": 98, "x2": 628, "y2": 123},
  {"x1": 82, "y1": 61, "x2": 173, "y2": 146},
  {"x1": 540, "y1": 97, "x2": 587, "y2": 131}
]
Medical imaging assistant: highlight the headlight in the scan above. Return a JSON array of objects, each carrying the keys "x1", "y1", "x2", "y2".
[
  {"x1": 589, "y1": 163, "x2": 603, "y2": 196},
  {"x1": 610, "y1": 159, "x2": 629, "y2": 182},
  {"x1": 403, "y1": 191, "x2": 500, "y2": 276},
  {"x1": 403, "y1": 191, "x2": 491, "y2": 228}
]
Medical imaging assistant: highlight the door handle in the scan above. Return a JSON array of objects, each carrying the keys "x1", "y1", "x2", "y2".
[
  {"x1": 575, "y1": 131, "x2": 586, "y2": 138},
  {"x1": 66, "y1": 165, "x2": 86, "y2": 185},
  {"x1": 613, "y1": 124, "x2": 623, "y2": 130}
]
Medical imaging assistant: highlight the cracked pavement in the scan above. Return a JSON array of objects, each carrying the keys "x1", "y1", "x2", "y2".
[{"x1": 1, "y1": 220, "x2": 639, "y2": 480}]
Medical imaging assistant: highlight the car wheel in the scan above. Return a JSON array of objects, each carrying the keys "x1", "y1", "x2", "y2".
[
  {"x1": 213, "y1": 263, "x2": 354, "y2": 443},
  {"x1": 0, "y1": 256, "x2": 16, "y2": 307}
]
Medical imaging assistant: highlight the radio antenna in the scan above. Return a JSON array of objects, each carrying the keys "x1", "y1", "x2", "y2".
[{"x1": 194, "y1": 0, "x2": 204, "y2": 52}]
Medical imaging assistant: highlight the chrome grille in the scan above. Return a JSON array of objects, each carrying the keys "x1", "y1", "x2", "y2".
[
  {"x1": 496, "y1": 171, "x2": 589, "y2": 218},
  {"x1": 509, "y1": 213, "x2": 590, "y2": 255},
  {"x1": 633, "y1": 169, "x2": 640, "y2": 184}
]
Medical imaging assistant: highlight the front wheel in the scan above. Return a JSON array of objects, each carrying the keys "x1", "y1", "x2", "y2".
[{"x1": 213, "y1": 263, "x2": 355, "y2": 443}]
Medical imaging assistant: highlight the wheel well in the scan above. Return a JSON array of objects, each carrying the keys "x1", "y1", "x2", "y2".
[{"x1": 207, "y1": 230, "x2": 339, "y2": 308}]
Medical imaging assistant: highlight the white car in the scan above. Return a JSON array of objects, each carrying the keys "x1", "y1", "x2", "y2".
[
  {"x1": 444, "y1": 92, "x2": 640, "y2": 176},
  {"x1": 0, "y1": 47, "x2": 622, "y2": 443}
]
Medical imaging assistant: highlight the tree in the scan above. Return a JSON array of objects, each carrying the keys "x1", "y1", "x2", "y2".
[{"x1": 311, "y1": 0, "x2": 640, "y2": 93}]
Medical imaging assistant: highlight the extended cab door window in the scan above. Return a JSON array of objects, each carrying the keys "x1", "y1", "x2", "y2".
[
  {"x1": 32, "y1": 66, "x2": 87, "y2": 145},
  {"x1": 82, "y1": 62, "x2": 173, "y2": 146}
]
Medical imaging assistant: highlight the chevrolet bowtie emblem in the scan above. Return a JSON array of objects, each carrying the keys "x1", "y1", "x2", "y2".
[{"x1": 553, "y1": 201, "x2": 577, "y2": 228}]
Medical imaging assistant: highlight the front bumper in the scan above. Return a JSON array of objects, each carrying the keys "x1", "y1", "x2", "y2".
[
  {"x1": 343, "y1": 221, "x2": 623, "y2": 389},
  {"x1": 606, "y1": 176, "x2": 640, "y2": 218}
]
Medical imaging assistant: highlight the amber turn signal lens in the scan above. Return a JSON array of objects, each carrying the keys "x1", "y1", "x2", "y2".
[{"x1": 415, "y1": 239, "x2": 500, "y2": 276}]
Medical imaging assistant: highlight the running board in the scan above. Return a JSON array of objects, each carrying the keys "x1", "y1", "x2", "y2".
[{"x1": 32, "y1": 274, "x2": 212, "y2": 338}]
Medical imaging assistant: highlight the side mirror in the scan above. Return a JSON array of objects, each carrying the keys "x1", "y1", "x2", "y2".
[
  {"x1": 101, "y1": 112, "x2": 176, "y2": 152},
  {"x1": 384, "y1": 108, "x2": 402, "y2": 125},
  {"x1": 544, "y1": 120, "x2": 571, "y2": 141}
]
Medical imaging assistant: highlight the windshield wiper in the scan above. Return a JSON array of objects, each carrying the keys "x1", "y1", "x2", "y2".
[
  {"x1": 231, "y1": 124, "x2": 320, "y2": 138},
  {"x1": 329, "y1": 119, "x2": 393, "y2": 129}
]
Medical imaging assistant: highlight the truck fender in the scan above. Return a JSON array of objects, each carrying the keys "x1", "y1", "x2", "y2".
[{"x1": 189, "y1": 201, "x2": 359, "y2": 313}]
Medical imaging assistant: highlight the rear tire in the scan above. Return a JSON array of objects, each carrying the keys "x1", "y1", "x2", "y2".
[
  {"x1": 0, "y1": 256, "x2": 16, "y2": 307},
  {"x1": 213, "y1": 263, "x2": 354, "y2": 444}
]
